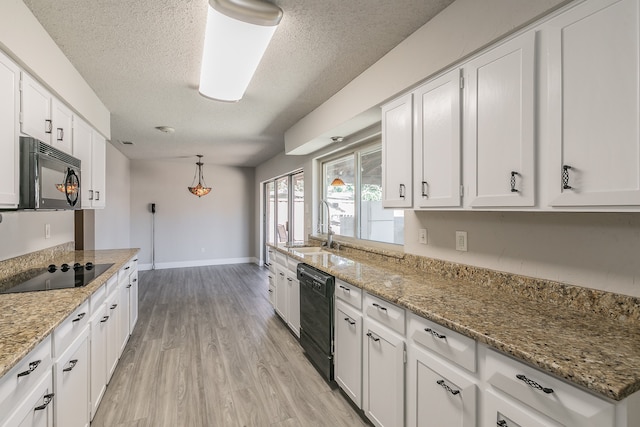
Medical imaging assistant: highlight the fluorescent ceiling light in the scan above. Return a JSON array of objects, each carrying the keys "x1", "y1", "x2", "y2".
[{"x1": 199, "y1": 0, "x2": 283, "y2": 102}]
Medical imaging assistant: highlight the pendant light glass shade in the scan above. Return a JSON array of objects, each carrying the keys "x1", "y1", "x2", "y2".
[
  {"x1": 199, "y1": 0, "x2": 283, "y2": 102},
  {"x1": 330, "y1": 177, "x2": 345, "y2": 186},
  {"x1": 188, "y1": 155, "x2": 212, "y2": 197}
]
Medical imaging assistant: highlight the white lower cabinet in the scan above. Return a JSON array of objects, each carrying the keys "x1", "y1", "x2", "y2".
[
  {"x1": 1, "y1": 370, "x2": 54, "y2": 427},
  {"x1": 484, "y1": 389, "x2": 562, "y2": 427},
  {"x1": 286, "y1": 267, "x2": 300, "y2": 337},
  {"x1": 54, "y1": 327, "x2": 90, "y2": 427},
  {"x1": 105, "y1": 287, "x2": 121, "y2": 381},
  {"x1": 275, "y1": 265, "x2": 288, "y2": 320},
  {"x1": 118, "y1": 275, "x2": 131, "y2": 354},
  {"x1": 363, "y1": 316, "x2": 405, "y2": 427},
  {"x1": 267, "y1": 271, "x2": 276, "y2": 307},
  {"x1": 273, "y1": 255, "x2": 300, "y2": 338},
  {"x1": 128, "y1": 267, "x2": 139, "y2": 334},
  {"x1": 335, "y1": 299, "x2": 363, "y2": 408},
  {"x1": 89, "y1": 302, "x2": 108, "y2": 420}
]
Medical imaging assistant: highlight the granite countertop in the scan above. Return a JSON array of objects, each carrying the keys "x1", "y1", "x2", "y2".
[
  {"x1": 0, "y1": 248, "x2": 139, "y2": 379},
  {"x1": 274, "y1": 244, "x2": 640, "y2": 402}
]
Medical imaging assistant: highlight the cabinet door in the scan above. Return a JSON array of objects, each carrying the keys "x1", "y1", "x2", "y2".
[
  {"x1": 20, "y1": 73, "x2": 51, "y2": 143},
  {"x1": 335, "y1": 301, "x2": 362, "y2": 408},
  {"x1": 286, "y1": 273, "x2": 300, "y2": 337},
  {"x1": 106, "y1": 292, "x2": 120, "y2": 382},
  {"x1": 484, "y1": 389, "x2": 562, "y2": 427},
  {"x1": 51, "y1": 98, "x2": 73, "y2": 154},
  {"x1": 275, "y1": 267, "x2": 288, "y2": 320},
  {"x1": 54, "y1": 328, "x2": 90, "y2": 427},
  {"x1": 363, "y1": 320, "x2": 405, "y2": 427},
  {"x1": 466, "y1": 32, "x2": 536, "y2": 207},
  {"x1": 381, "y1": 93, "x2": 413, "y2": 208},
  {"x1": 118, "y1": 280, "x2": 131, "y2": 354},
  {"x1": 0, "y1": 51, "x2": 20, "y2": 208},
  {"x1": 547, "y1": 0, "x2": 640, "y2": 207},
  {"x1": 414, "y1": 68, "x2": 462, "y2": 208},
  {"x1": 91, "y1": 130, "x2": 106, "y2": 208},
  {"x1": 2, "y1": 370, "x2": 53, "y2": 427},
  {"x1": 73, "y1": 117, "x2": 93, "y2": 208},
  {"x1": 129, "y1": 269, "x2": 139, "y2": 333},
  {"x1": 407, "y1": 344, "x2": 477, "y2": 427},
  {"x1": 89, "y1": 305, "x2": 108, "y2": 420},
  {"x1": 267, "y1": 273, "x2": 275, "y2": 307}
]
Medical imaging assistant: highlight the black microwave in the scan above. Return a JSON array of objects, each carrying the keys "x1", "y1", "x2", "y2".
[{"x1": 19, "y1": 137, "x2": 81, "y2": 210}]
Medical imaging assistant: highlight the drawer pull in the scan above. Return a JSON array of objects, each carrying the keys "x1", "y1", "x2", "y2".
[
  {"x1": 34, "y1": 393, "x2": 54, "y2": 411},
  {"x1": 133, "y1": 278, "x2": 138, "y2": 282},
  {"x1": 344, "y1": 317, "x2": 356, "y2": 325},
  {"x1": 133, "y1": 258, "x2": 138, "y2": 262},
  {"x1": 562, "y1": 165, "x2": 573, "y2": 190},
  {"x1": 366, "y1": 332, "x2": 380, "y2": 342},
  {"x1": 100, "y1": 315, "x2": 110, "y2": 323},
  {"x1": 125, "y1": 266, "x2": 130, "y2": 270},
  {"x1": 268, "y1": 289, "x2": 273, "y2": 293},
  {"x1": 425, "y1": 328, "x2": 446, "y2": 339},
  {"x1": 339, "y1": 285, "x2": 350, "y2": 293},
  {"x1": 510, "y1": 171, "x2": 520, "y2": 193},
  {"x1": 72, "y1": 312, "x2": 86, "y2": 322},
  {"x1": 436, "y1": 379, "x2": 460, "y2": 395},
  {"x1": 516, "y1": 374, "x2": 554, "y2": 394},
  {"x1": 372, "y1": 302, "x2": 387, "y2": 311},
  {"x1": 110, "y1": 304, "x2": 118, "y2": 309},
  {"x1": 17, "y1": 360, "x2": 41, "y2": 377},
  {"x1": 127, "y1": 284, "x2": 132, "y2": 288},
  {"x1": 264, "y1": 262, "x2": 270, "y2": 267},
  {"x1": 497, "y1": 421, "x2": 508, "y2": 427},
  {"x1": 63, "y1": 359, "x2": 78, "y2": 372},
  {"x1": 287, "y1": 277, "x2": 293, "y2": 282}
]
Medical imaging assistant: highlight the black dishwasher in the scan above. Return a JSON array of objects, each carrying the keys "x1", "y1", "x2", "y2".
[{"x1": 297, "y1": 263, "x2": 335, "y2": 383}]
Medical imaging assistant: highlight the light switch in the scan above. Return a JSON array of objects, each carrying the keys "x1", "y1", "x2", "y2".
[
  {"x1": 45, "y1": 224, "x2": 51, "y2": 239},
  {"x1": 455, "y1": 231, "x2": 467, "y2": 251},
  {"x1": 419, "y1": 229, "x2": 427, "y2": 245}
]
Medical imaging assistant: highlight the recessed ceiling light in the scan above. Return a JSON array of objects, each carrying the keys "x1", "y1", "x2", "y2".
[
  {"x1": 331, "y1": 136, "x2": 344, "y2": 143},
  {"x1": 155, "y1": 126, "x2": 175, "y2": 133}
]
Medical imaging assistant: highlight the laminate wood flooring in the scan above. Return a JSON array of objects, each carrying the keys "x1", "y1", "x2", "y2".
[{"x1": 91, "y1": 264, "x2": 369, "y2": 427}]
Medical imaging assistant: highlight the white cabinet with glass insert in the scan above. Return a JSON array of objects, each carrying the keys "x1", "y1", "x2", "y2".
[
  {"x1": 413, "y1": 68, "x2": 463, "y2": 208},
  {"x1": 381, "y1": 93, "x2": 413, "y2": 208},
  {"x1": 545, "y1": 0, "x2": 640, "y2": 208}
]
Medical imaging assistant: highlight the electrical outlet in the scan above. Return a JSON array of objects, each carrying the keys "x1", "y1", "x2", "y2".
[
  {"x1": 45, "y1": 224, "x2": 51, "y2": 239},
  {"x1": 419, "y1": 228, "x2": 427, "y2": 245},
  {"x1": 455, "y1": 231, "x2": 467, "y2": 251}
]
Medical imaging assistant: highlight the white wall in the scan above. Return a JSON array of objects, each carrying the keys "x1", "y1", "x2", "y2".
[
  {"x1": 0, "y1": 210, "x2": 73, "y2": 261},
  {"x1": 130, "y1": 159, "x2": 255, "y2": 270},
  {"x1": 94, "y1": 143, "x2": 131, "y2": 249}
]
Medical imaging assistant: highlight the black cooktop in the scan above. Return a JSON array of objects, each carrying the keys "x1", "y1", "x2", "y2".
[{"x1": 0, "y1": 262, "x2": 114, "y2": 294}]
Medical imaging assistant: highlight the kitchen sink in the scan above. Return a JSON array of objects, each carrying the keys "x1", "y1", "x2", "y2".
[{"x1": 290, "y1": 246, "x2": 331, "y2": 255}]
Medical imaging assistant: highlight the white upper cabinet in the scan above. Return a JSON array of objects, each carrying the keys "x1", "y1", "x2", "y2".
[
  {"x1": 546, "y1": 0, "x2": 640, "y2": 207},
  {"x1": 413, "y1": 68, "x2": 463, "y2": 208},
  {"x1": 0, "y1": 51, "x2": 20, "y2": 209},
  {"x1": 91, "y1": 129, "x2": 106, "y2": 208},
  {"x1": 73, "y1": 117, "x2": 106, "y2": 209},
  {"x1": 381, "y1": 93, "x2": 413, "y2": 208},
  {"x1": 20, "y1": 73, "x2": 52, "y2": 143},
  {"x1": 465, "y1": 31, "x2": 536, "y2": 208},
  {"x1": 51, "y1": 98, "x2": 73, "y2": 154}
]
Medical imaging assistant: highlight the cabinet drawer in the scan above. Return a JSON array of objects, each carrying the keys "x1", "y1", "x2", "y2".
[
  {"x1": 484, "y1": 388, "x2": 562, "y2": 427},
  {"x1": 0, "y1": 335, "x2": 52, "y2": 419},
  {"x1": 266, "y1": 247, "x2": 277, "y2": 273},
  {"x1": 118, "y1": 260, "x2": 133, "y2": 283},
  {"x1": 408, "y1": 312, "x2": 476, "y2": 372},
  {"x1": 335, "y1": 279, "x2": 362, "y2": 310},
  {"x1": 90, "y1": 282, "x2": 107, "y2": 312},
  {"x1": 287, "y1": 256, "x2": 299, "y2": 272},
  {"x1": 275, "y1": 251, "x2": 287, "y2": 267},
  {"x1": 52, "y1": 299, "x2": 89, "y2": 358},
  {"x1": 364, "y1": 293, "x2": 405, "y2": 335},
  {"x1": 486, "y1": 349, "x2": 614, "y2": 427}
]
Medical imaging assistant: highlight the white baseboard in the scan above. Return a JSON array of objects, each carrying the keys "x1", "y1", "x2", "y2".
[{"x1": 139, "y1": 257, "x2": 259, "y2": 271}]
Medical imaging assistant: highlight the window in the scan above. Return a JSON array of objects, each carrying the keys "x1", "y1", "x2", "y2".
[
  {"x1": 263, "y1": 171, "x2": 304, "y2": 254},
  {"x1": 322, "y1": 143, "x2": 404, "y2": 245}
]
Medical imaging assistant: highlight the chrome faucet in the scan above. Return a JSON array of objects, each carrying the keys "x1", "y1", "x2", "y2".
[{"x1": 318, "y1": 200, "x2": 334, "y2": 248}]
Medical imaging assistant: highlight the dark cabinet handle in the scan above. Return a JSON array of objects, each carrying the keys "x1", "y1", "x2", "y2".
[
  {"x1": 89, "y1": 190, "x2": 94, "y2": 201},
  {"x1": 287, "y1": 277, "x2": 293, "y2": 282},
  {"x1": 72, "y1": 312, "x2": 86, "y2": 322},
  {"x1": 279, "y1": 272, "x2": 284, "y2": 276},
  {"x1": 516, "y1": 374, "x2": 554, "y2": 394},
  {"x1": 268, "y1": 289, "x2": 273, "y2": 293},
  {"x1": 133, "y1": 258, "x2": 138, "y2": 262},
  {"x1": 421, "y1": 181, "x2": 428, "y2": 198},
  {"x1": 133, "y1": 278, "x2": 137, "y2": 283},
  {"x1": 45, "y1": 119, "x2": 52, "y2": 134},
  {"x1": 264, "y1": 262, "x2": 270, "y2": 267},
  {"x1": 17, "y1": 360, "x2": 41, "y2": 377},
  {"x1": 268, "y1": 275, "x2": 273, "y2": 279},
  {"x1": 57, "y1": 128, "x2": 64, "y2": 141},
  {"x1": 63, "y1": 359, "x2": 78, "y2": 372},
  {"x1": 34, "y1": 393, "x2": 54, "y2": 411},
  {"x1": 366, "y1": 332, "x2": 380, "y2": 342},
  {"x1": 124, "y1": 266, "x2": 130, "y2": 270},
  {"x1": 372, "y1": 302, "x2": 387, "y2": 311},
  {"x1": 110, "y1": 304, "x2": 118, "y2": 309},
  {"x1": 497, "y1": 420, "x2": 508, "y2": 427},
  {"x1": 95, "y1": 191, "x2": 100, "y2": 201},
  {"x1": 510, "y1": 171, "x2": 520, "y2": 192},
  {"x1": 339, "y1": 285, "x2": 350, "y2": 293},
  {"x1": 436, "y1": 379, "x2": 460, "y2": 395},
  {"x1": 425, "y1": 328, "x2": 446, "y2": 339},
  {"x1": 399, "y1": 184, "x2": 406, "y2": 198},
  {"x1": 100, "y1": 316, "x2": 109, "y2": 323},
  {"x1": 562, "y1": 165, "x2": 572, "y2": 190},
  {"x1": 344, "y1": 317, "x2": 356, "y2": 325},
  {"x1": 126, "y1": 284, "x2": 132, "y2": 288}
]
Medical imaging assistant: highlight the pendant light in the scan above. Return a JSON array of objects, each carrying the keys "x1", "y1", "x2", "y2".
[
  {"x1": 188, "y1": 155, "x2": 212, "y2": 197},
  {"x1": 330, "y1": 177, "x2": 345, "y2": 186}
]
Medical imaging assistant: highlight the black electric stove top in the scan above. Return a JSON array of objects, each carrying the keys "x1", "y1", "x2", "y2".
[{"x1": 0, "y1": 262, "x2": 114, "y2": 294}]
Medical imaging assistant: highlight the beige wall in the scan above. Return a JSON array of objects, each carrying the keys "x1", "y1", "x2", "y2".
[
  {"x1": 0, "y1": 210, "x2": 74, "y2": 261},
  {"x1": 130, "y1": 159, "x2": 255, "y2": 269}
]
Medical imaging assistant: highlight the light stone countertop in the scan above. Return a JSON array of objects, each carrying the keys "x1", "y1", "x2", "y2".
[
  {"x1": 275, "y1": 244, "x2": 640, "y2": 402},
  {"x1": 0, "y1": 248, "x2": 139, "y2": 379}
]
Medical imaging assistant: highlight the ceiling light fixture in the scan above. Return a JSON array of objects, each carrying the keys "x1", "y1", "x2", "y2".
[
  {"x1": 188, "y1": 155, "x2": 212, "y2": 197},
  {"x1": 330, "y1": 177, "x2": 345, "y2": 187},
  {"x1": 155, "y1": 126, "x2": 175, "y2": 133},
  {"x1": 199, "y1": 0, "x2": 283, "y2": 102}
]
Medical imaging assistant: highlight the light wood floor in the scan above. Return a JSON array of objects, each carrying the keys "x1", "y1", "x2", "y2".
[{"x1": 91, "y1": 264, "x2": 369, "y2": 427}]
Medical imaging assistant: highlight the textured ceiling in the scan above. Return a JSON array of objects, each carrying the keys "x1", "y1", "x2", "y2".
[{"x1": 23, "y1": 0, "x2": 455, "y2": 167}]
